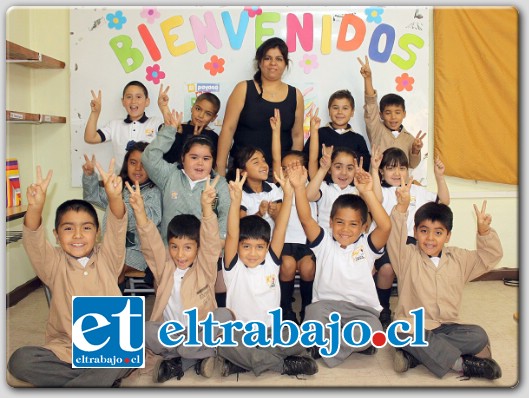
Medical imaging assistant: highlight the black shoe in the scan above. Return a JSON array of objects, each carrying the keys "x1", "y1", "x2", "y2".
[
  {"x1": 194, "y1": 357, "x2": 215, "y2": 378},
  {"x1": 358, "y1": 345, "x2": 377, "y2": 355},
  {"x1": 220, "y1": 358, "x2": 249, "y2": 377},
  {"x1": 282, "y1": 355, "x2": 318, "y2": 376},
  {"x1": 379, "y1": 308, "x2": 392, "y2": 331},
  {"x1": 307, "y1": 346, "x2": 321, "y2": 360},
  {"x1": 393, "y1": 349, "x2": 419, "y2": 373},
  {"x1": 461, "y1": 355, "x2": 502, "y2": 380},
  {"x1": 283, "y1": 309, "x2": 299, "y2": 324},
  {"x1": 153, "y1": 357, "x2": 184, "y2": 383}
]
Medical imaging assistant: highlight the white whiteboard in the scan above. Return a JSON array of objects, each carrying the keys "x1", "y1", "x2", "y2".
[{"x1": 70, "y1": 5, "x2": 430, "y2": 186}]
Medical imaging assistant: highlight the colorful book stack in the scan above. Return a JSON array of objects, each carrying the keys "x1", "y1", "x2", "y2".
[{"x1": 6, "y1": 158, "x2": 21, "y2": 208}]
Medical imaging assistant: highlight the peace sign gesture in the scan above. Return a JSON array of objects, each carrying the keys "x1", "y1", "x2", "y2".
[
  {"x1": 201, "y1": 175, "x2": 220, "y2": 216},
  {"x1": 228, "y1": 168, "x2": 247, "y2": 203},
  {"x1": 412, "y1": 131, "x2": 427, "y2": 154},
  {"x1": 165, "y1": 109, "x2": 184, "y2": 129},
  {"x1": 82, "y1": 154, "x2": 96, "y2": 176},
  {"x1": 157, "y1": 84, "x2": 170, "y2": 110},
  {"x1": 270, "y1": 108, "x2": 281, "y2": 134},
  {"x1": 320, "y1": 143, "x2": 333, "y2": 171},
  {"x1": 370, "y1": 144, "x2": 382, "y2": 171},
  {"x1": 395, "y1": 175, "x2": 413, "y2": 210},
  {"x1": 95, "y1": 158, "x2": 123, "y2": 199},
  {"x1": 274, "y1": 167, "x2": 292, "y2": 198},
  {"x1": 357, "y1": 56, "x2": 372, "y2": 79},
  {"x1": 309, "y1": 107, "x2": 321, "y2": 132},
  {"x1": 474, "y1": 200, "x2": 492, "y2": 235},
  {"x1": 26, "y1": 165, "x2": 53, "y2": 208},
  {"x1": 90, "y1": 89, "x2": 102, "y2": 114},
  {"x1": 193, "y1": 123, "x2": 205, "y2": 136}
]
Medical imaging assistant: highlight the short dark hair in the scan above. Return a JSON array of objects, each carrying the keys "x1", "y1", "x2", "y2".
[
  {"x1": 380, "y1": 147, "x2": 409, "y2": 170},
  {"x1": 167, "y1": 214, "x2": 201, "y2": 245},
  {"x1": 379, "y1": 93, "x2": 405, "y2": 113},
  {"x1": 239, "y1": 215, "x2": 271, "y2": 243},
  {"x1": 227, "y1": 145, "x2": 265, "y2": 182},
  {"x1": 282, "y1": 150, "x2": 308, "y2": 168},
  {"x1": 253, "y1": 37, "x2": 290, "y2": 97},
  {"x1": 123, "y1": 80, "x2": 149, "y2": 98},
  {"x1": 119, "y1": 141, "x2": 150, "y2": 184},
  {"x1": 331, "y1": 146, "x2": 358, "y2": 163},
  {"x1": 181, "y1": 135, "x2": 217, "y2": 169},
  {"x1": 328, "y1": 89, "x2": 355, "y2": 109},
  {"x1": 55, "y1": 199, "x2": 99, "y2": 230},
  {"x1": 414, "y1": 202, "x2": 453, "y2": 232},
  {"x1": 195, "y1": 92, "x2": 221, "y2": 115},
  {"x1": 330, "y1": 194, "x2": 368, "y2": 224}
]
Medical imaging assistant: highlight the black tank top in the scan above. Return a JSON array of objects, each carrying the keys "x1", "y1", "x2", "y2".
[{"x1": 231, "y1": 80, "x2": 297, "y2": 167}]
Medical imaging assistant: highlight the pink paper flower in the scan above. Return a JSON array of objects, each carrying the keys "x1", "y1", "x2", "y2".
[
  {"x1": 299, "y1": 54, "x2": 319, "y2": 74},
  {"x1": 244, "y1": 6, "x2": 262, "y2": 18},
  {"x1": 146, "y1": 64, "x2": 166, "y2": 85},
  {"x1": 395, "y1": 73, "x2": 415, "y2": 92},
  {"x1": 140, "y1": 7, "x2": 160, "y2": 24},
  {"x1": 204, "y1": 55, "x2": 225, "y2": 76}
]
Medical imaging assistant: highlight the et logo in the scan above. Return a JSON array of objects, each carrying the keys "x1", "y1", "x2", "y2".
[{"x1": 72, "y1": 296, "x2": 145, "y2": 368}]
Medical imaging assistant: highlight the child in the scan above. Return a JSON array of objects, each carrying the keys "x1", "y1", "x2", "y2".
[
  {"x1": 287, "y1": 159, "x2": 391, "y2": 369},
  {"x1": 84, "y1": 81, "x2": 164, "y2": 169},
  {"x1": 387, "y1": 178, "x2": 503, "y2": 380},
  {"x1": 217, "y1": 169, "x2": 318, "y2": 378},
  {"x1": 7, "y1": 164, "x2": 130, "y2": 387},
  {"x1": 358, "y1": 56, "x2": 425, "y2": 169},
  {"x1": 303, "y1": 92, "x2": 370, "y2": 174},
  {"x1": 82, "y1": 141, "x2": 162, "y2": 287},
  {"x1": 372, "y1": 147, "x2": 450, "y2": 329},
  {"x1": 126, "y1": 176, "x2": 233, "y2": 383},
  {"x1": 271, "y1": 109, "x2": 317, "y2": 324},
  {"x1": 226, "y1": 145, "x2": 283, "y2": 231},
  {"x1": 158, "y1": 85, "x2": 221, "y2": 164}
]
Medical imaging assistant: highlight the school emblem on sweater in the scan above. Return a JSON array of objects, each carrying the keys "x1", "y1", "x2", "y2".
[
  {"x1": 145, "y1": 128, "x2": 155, "y2": 137},
  {"x1": 72, "y1": 296, "x2": 145, "y2": 368},
  {"x1": 171, "y1": 191, "x2": 178, "y2": 199},
  {"x1": 266, "y1": 274, "x2": 276, "y2": 288},
  {"x1": 352, "y1": 247, "x2": 366, "y2": 262}
]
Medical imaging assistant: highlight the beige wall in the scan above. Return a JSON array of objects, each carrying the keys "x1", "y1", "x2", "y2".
[{"x1": 5, "y1": 7, "x2": 518, "y2": 294}]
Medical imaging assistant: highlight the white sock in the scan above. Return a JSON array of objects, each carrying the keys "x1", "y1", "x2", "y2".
[{"x1": 451, "y1": 356, "x2": 463, "y2": 372}]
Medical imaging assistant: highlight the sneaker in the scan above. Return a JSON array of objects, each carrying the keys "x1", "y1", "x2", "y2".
[
  {"x1": 393, "y1": 349, "x2": 419, "y2": 373},
  {"x1": 194, "y1": 356, "x2": 215, "y2": 378},
  {"x1": 282, "y1": 355, "x2": 318, "y2": 376},
  {"x1": 153, "y1": 357, "x2": 184, "y2": 383},
  {"x1": 283, "y1": 310, "x2": 299, "y2": 325},
  {"x1": 461, "y1": 355, "x2": 502, "y2": 380},
  {"x1": 379, "y1": 308, "x2": 392, "y2": 331},
  {"x1": 307, "y1": 346, "x2": 321, "y2": 360},
  {"x1": 220, "y1": 358, "x2": 249, "y2": 377},
  {"x1": 358, "y1": 345, "x2": 377, "y2": 355}
]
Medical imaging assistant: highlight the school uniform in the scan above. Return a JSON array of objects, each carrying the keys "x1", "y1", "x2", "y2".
[
  {"x1": 363, "y1": 91, "x2": 421, "y2": 168},
  {"x1": 304, "y1": 227, "x2": 384, "y2": 368},
  {"x1": 240, "y1": 181, "x2": 283, "y2": 231},
  {"x1": 219, "y1": 249, "x2": 308, "y2": 376},
  {"x1": 387, "y1": 207, "x2": 503, "y2": 377},
  {"x1": 8, "y1": 210, "x2": 130, "y2": 387},
  {"x1": 316, "y1": 182, "x2": 359, "y2": 231},
  {"x1": 97, "y1": 113, "x2": 163, "y2": 169}
]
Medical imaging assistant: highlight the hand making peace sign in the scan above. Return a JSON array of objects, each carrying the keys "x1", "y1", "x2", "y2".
[
  {"x1": 474, "y1": 200, "x2": 492, "y2": 236},
  {"x1": 26, "y1": 166, "x2": 53, "y2": 207},
  {"x1": 412, "y1": 131, "x2": 427, "y2": 154},
  {"x1": 89, "y1": 90, "x2": 102, "y2": 114},
  {"x1": 357, "y1": 56, "x2": 372, "y2": 79}
]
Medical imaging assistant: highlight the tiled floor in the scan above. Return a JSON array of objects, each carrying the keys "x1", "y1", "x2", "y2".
[{"x1": 6, "y1": 280, "x2": 518, "y2": 389}]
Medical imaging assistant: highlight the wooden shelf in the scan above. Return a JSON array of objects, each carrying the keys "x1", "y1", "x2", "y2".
[
  {"x1": 6, "y1": 205, "x2": 27, "y2": 222},
  {"x1": 6, "y1": 40, "x2": 65, "y2": 69},
  {"x1": 6, "y1": 110, "x2": 66, "y2": 124}
]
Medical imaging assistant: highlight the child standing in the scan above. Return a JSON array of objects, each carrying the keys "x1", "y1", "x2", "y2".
[
  {"x1": 218, "y1": 169, "x2": 318, "y2": 378},
  {"x1": 372, "y1": 147, "x2": 450, "y2": 329},
  {"x1": 127, "y1": 176, "x2": 233, "y2": 383},
  {"x1": 82, "y1": 141, "x2": 162, "y2": 287},
  {"x1": 158, "y1": 85, "x2": 221, "y2": 164},
  {"x1": 303, "y1": 91, "x2": 370, "y2": 174},
  {"x1": 7, "y1": 164, "x2": 130, "y2": 387},
  {"x1": 358, "y1": 56, "x2": 425, "y2": 169},
  {"x1": 287, "y1": 159, "x2": 391, "y2": 368},
  {"x1": 84, "y1": 81, "x2": 164, "y2": 169},
  {"x1": 387, "y1": 179, "x2": 503, "y2": 380}
]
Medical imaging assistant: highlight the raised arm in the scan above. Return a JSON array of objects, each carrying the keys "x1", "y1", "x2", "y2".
[
  {"x1": 157, "y1": 84, "x2": 172, "y2": 125},
  {"x1": 24, "y1": 166, "x2": 53, "y2": 231},
  {"x1": 270, "y1": 108, "x2": 283, "y2": 181},
  {"x1": 224, "y1": 169, "x2": 247, "y2": 268},
  {"x1": 82, "y1": 154, "x2": 109, "y2": 209},
  {"x1": 410, "y1": 131, "x2": 426, "y2": 169},
  {"x1": 307, "y1": 107, "x2": 321, "y2": 179},
  {"x1": 306, "y1": 143, "x2": 332, "y2": 202},
  {"x1": 217, "y1": 81, "x2": 247, "y2": 176},
  {"x1": 434, "y1": 155, "x2": 450, "y2": 205},
  {"x1": 370, "y1": 145, "x2": 383, "y2": 203},
  {"x1": 290, "y1": 88, "x2": 305, "y2": 151},
  {"x1": 358, "y1": 56, "x2": 375, "y2": 97},
  {"x1": 269, "y1": 169, "x2": 293, "y2": 258},
  {"x1": 288, "y1": 162, "x2": 321, "y2": 243},
  {"x1": 354, "y1": 162, "x2": 390, "y2": 251},
  {"x1": 95, "y1": 158, "x2": 125, "y2": 219},
  {"x1": 84, "y1": 90, "x2": 103, "y2": 144}
]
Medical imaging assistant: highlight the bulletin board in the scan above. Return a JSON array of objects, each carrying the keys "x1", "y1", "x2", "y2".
[{"x1": 70, "y1": 6, "x2": 430, "y2": 186}]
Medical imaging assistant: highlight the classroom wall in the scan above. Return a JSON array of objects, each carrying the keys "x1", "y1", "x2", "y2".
[{"x1": 5, "y1": 7, "x2": 518, "y2": 294}]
